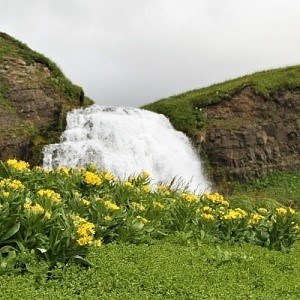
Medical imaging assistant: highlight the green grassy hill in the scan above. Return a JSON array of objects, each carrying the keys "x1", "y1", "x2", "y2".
[
  {"x1": 0, "y1": 32, "x2": 93, "y2": 164},
  {"x1": 142, "y1": 65, "x2": 300, "y2": 135}
]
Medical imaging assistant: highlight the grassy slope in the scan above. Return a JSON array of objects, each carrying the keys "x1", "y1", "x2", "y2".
[
  {"x1": 1, "y1": 238, "x2": 300, "y2": 299},
  {"x1": 0, "y1": 32, "x2": 89, "y2": 104},
  {"x1": 0, "y1": 32, "x2": 93, "y2": 163},
  {"x1": 142, "y1": 65, "x2": 300, "y2": 134}
]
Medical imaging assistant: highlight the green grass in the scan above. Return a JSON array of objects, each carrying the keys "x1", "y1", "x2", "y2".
[
  {"x1": 228, "y1": 171, "x2": 300, "y2": 210},
  {"x1": 1, "y1": 161, "x2": 300, "y2": 299},
  {"x1": 0, "y1": 32, "x2": 84, "y2": 102},
  {"x1": 142, "y1": 65, "x2": 300, "y2": 134},
  {"x1": 1, "y1": 238, "x2": 300, "y2": 299},
  {"x1": 0, "y1": 31, "x2": 93, "y2": 107}
]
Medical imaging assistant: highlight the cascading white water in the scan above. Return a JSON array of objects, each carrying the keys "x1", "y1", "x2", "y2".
[{"x1": 43, "y1": 105, "x2": 210, "y2": 192}]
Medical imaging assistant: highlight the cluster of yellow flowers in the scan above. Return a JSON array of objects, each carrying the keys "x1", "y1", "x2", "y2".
[
  {"x1": 84, "y1": 171, "x2": 102, "y2": 186},
  {"x1": 136, "y1": 215, "x2": 148, "y2": 224},
  {"x1": 156, "y1": 184, "x2": 171, "y2": 196},
  {"x1": 6, "y1": 159, "x2": 30, "y2": 171},
  {"x1": 131, "y1": 201, "x2": 146, "y2": 211},
  {"x1": 2, "y1": 191, "x2": 10, "y2": 198},
  {"x1": 74, "y1": 215, "x2": 101, "y2": 247},
  {"x1": 153, "y1": 201, "x2": 164, "y2": 209},
  {"x1": 222, "y1": 208, "x2": 248, "y2": 220},
  {"x1": 0, "y1": 178, "x2": 25, "y2": 190},
  {"x1": 37, "y1": 189, "x2": 61, "y2": 203},
  {"x1": 104, "y1": 215, "x2": 113, "y2": 223},
  {"x1": 123, "y1": 181, "x2": 134, "y2": 188},
  {"x1": 248, "y1": 213, "x2": 264, "y2": 225},
  {"x1": 82, "y1": 199, "x2": 91, "y2": 206},
  {"x1": 23, "y1": 202, "x2": 51, "y2": 219},
  {"x1": 181, "y1": 193, "x2": 199, "y2": 203},
  {"x1": 201, "y1": 213, "x2": 215, "y2": 221},
  {"x1": 104, "y1": 200, "x2": 120, "y2": 211},
  {"x1": 203, "y1": 192, "x2": 230, "y2": 207},
  {"x1": 276, "y1": 207, "x2": 296, "y2": 216},
  {"x1": 57, "y1": 166, "x2": 69, "y2": 175},
  {"x1": 141, "y1": 184, "x2": 151, "y2": 193},
  {"x1": 102, "y1": 171, "x2": 117, "y2": 182}
]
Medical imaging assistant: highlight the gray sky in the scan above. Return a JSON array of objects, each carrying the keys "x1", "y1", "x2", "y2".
[{"x1": 1, "y1": 0, "x2": 299, "y2": 107}]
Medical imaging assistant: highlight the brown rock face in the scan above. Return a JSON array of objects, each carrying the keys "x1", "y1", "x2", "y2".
[
  {"x1": 197, "y1": 86, "x2": 300, "y2": 182},
  {"x1": 0, "y1": 55, "x2": 83, "y2": 164}
]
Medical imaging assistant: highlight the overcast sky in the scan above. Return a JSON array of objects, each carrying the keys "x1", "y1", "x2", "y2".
[{"x1": 1, "y1": 0, "x2": 299, "y2": 107}]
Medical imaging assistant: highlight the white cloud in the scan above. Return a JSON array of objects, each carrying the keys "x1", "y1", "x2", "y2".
[{"x1": 0, "y1": 0, "x2": 299, "y2": 107}]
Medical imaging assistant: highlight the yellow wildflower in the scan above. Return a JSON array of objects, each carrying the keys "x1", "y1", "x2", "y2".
[
  {"x1": 248, "y1": 213, "x2": 264, "y2": 225},
  {"x1": 76, "y1": 222, "x2": 95, "y2": 236},
  {"x1": 202, "y1": 206, "x2": 213, "y2": 213},
  {"x1": 6, "y1": 159, "x2": 29, "y2": 171},
  {"x1": 44, "y1": 211, "x2": 52, "y2": 220},
  {"x1": 136, "y1": 215, "x2": 148, "y2": 224},
  {"x1": 276, "y1": 207, "x2": 288, "y2": 216},
  {"x1": 204, "y1": 192, "x2": 229, "y2": 206},
  {"x1": 73, "y1": 215, "x2": 87, "y2": 225},
  {"x1": 222, "y1": 208, "x2": 247, "y2": 220},
  {"x1": 181, "y1": 193, "x2": 198, "y2": 202},
  {"x1": 93, "y1": 239, "x2": 102, "y2": 247},
  {"x1": 142, "y1": 185, "x2": 151, "y2": 193},
  {"x1": 34, "y1": 166, "x2": 43, "y2": 172},
  {"x1": 123, "y1": 181, "x2": 134, "y2": 188},
  {"x1": 104, "y1": 200, "x2": 120, "y2": 211},
  {"x1": 0, "y1": 178, "x2": 25, "y2": 190},
  {"x1": 23, "y1": 203, "x2": 31, "y2": 210},
  {"x1": 153, "y1": 201, "x2": 164, "y2": 209},
  {"x1": 157, "y1": 184, "x2": 171, "y2": 196},
  {"x1": 258, "y1": 208, "x2": 268, "y2": 214},
  {"x1": 288, "y1": 208, "x2": 296, "y2": 215},
  {"x1": 74, "y1": 191, "x2": 81, "y2": 198},
  {"x1": 84, "y1": 171, "x2": 102, "y2": 186},
  {"x1": 77, "y1": 235, "x2": 93, "y2": 246},
  {"x1": 104, "y1": 215, "x2": 113, "y2": 223},
  {"x1": 82, "y1": 199, "x2": 91, "y2": 206},
  {"x1": 103, "y1": 171, "x2": 116, "y2": 181},
  {"x1": 131, "y1": 201, "x2": 146, "y2": 211},
  {"x1": 58, "y1": 166, "x2": 69, "y2": 175},
  {"x1": 201, "y1": 213, "x2": 215, "y2": 221},
  {"x1": 2, "y1": 191, "x2": 9, "y2": 198},
  {"x1": 31, "y1": 204, "x2": 45, "y2": 214},
  {"x1": 37, "y1": 189, "x2": 61, "y2": 203}
]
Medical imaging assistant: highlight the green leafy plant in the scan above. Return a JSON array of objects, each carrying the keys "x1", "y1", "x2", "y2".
[{"x1": 0, "y1": 159, "x2": 300, "y2": 273}]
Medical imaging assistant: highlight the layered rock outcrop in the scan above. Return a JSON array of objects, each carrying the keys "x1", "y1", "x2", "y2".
[
  {"x1": 197, "y1": 86, "x2": 300, "y2": 182},
  {"x1": 0, "y1": 33, "x2": 87, "y2": 164}
]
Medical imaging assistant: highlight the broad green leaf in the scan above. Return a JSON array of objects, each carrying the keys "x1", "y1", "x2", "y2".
[{"x1": 0, "y1": 222, "x2": 20, "y2": 243}]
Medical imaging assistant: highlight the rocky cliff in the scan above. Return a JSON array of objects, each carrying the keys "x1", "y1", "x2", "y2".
[
  {"x1": 143, "y1": 66, "x2": 300, "y2": 183},
  {"x1": 0, "y1": 32, "x2": 91, "y2": 165},
  {"x1": 197, "y1": 86, "x2": 300, "y2": 182}
]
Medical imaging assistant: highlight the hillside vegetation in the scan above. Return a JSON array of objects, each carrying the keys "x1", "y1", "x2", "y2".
[
  {"x1": 142, "y1": 65, "x2": 300, "y2": 135},
  {"x1": 0, "y1": 32, "x2": 92, "y2": 104},
  {"x1": 0, "y1": 32, "x2": 93, "y2": 164}
]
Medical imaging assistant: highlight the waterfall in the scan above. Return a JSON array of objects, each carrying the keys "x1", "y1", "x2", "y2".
[{"x1": 43, "y1": 105, "x2": 210, "y2": 192}]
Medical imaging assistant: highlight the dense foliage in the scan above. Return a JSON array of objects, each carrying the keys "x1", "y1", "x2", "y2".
[
  {"x1": 0, "y1": 159, "x2": 299, "y2": 274},
  {"x1": 1, "y1": 239, "x2": 300, "y2": 299}
]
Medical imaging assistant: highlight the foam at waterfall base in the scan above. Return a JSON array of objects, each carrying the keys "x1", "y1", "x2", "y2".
[{"x1": 43, "y1": 105, "x2": 210, "y2": 192}]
